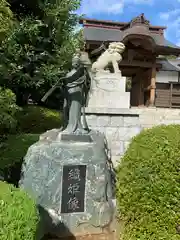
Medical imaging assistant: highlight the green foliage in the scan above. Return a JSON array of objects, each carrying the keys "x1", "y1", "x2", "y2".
[
  {"x1": 0, "y1": 87, "x2": 20, "y2": 135},
  {"x1": 165, "y1": 55, "x2": 177, "y2": 60},
  {"x1": 0, "y1": 0, "x2": 13, "y2": 41},
  {"x1": 116, "y1": 125, "x2": 180, "y2": 240},
  {"x1": 0, "y1": 105, "x2": 60, "y2": 171},
  {"x1": 0, "y1": 134, "x2": 39, "y2": 170},
  {"x1": 0, "y1": 181, "x2": 39, "y2": 239},
  {"x1": 0, "y1": 0, "x2": 82, "y2": 105},
  {"x1": 16, "y1": 105, "x2": 61, "y2": 134}
]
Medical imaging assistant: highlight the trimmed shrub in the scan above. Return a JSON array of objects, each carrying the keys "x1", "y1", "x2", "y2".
[
  {"x1": 16, "y1": 105, "x2": 62, "y2": 134},
  {"x1": 0, "y1": 134, "x2": 39, "y2": 185},
  {"x1": 0, "y1": 181, "x2": 39, "y2": 239},
  {"x1": 0, "y1": 87, "x2": 20, "y2": 135},
  {"x1": 116, "y1": 125, "x2": 180, "y2": 240}
]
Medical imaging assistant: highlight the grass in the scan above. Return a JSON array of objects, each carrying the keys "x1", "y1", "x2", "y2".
[
  {"x1": 0, "y1": 105, "x2": 61, "y2": 184},
  {"x1": 16, "y1": 105, "x2": 62, "y2": 134},
  {"x1": 0, "y1": 181, "x2": 39, "y2": 239},
  {"x1": 0, "y1": 134, "x2": 39, "y2": 169}
]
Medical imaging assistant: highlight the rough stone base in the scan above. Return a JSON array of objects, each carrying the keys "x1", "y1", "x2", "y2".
[{"x1": 19, "y1": 129, "x2": 116, "y2": 239}]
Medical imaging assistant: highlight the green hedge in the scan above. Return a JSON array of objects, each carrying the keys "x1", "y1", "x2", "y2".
[
  {"x1": 0, "y1": 88, "x2": 20, "y2": 135},
  {"x1": 16, "y1": 105, "x2": 62, "y2": 134},
  {"x1": 116, "y1": 125, "x2": 180, "y2": 240},
  {"x1": 0, "y1": 181, "x2": 39, "y2": 239}
]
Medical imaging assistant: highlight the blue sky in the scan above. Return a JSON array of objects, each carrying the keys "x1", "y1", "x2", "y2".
[{"x1": 77, "y1": 0, "x2": 180, "y2": 46}]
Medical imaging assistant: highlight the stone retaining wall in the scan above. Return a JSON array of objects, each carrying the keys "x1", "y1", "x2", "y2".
[{"x1": 85, "y1": 107, "x2": 180, "y2": 166}]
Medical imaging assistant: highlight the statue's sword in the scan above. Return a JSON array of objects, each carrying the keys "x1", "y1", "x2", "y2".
[
  {"x1": 41, "y1": 77, "x2": 66, "y2": 102},
  {"x1": 41, "y1": 84, "x2": 59, "y2": 102}
]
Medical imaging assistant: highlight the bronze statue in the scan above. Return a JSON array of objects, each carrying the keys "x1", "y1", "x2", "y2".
[{"x1": 42, "y1": 52, "x2": 91, "y2": 135}]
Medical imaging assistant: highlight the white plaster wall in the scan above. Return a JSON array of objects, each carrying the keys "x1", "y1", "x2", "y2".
[{"x1": 156, "y1": 71, "x2": 179, "y2": 83}]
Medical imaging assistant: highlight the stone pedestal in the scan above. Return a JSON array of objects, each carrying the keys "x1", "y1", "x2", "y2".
[
  {"x1": 19, "y1": 129, "x2": 116, "y2": 239},
  {"x1": 88, "y1": 72, "x2": 130, "y2": 109}
]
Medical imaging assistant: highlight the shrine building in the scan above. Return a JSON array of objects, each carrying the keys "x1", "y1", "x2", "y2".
[{"x1": 80, "y1": 14, "x2": 180, "y2": 108}]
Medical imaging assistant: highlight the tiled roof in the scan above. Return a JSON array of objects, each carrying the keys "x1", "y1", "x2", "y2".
[
  {"x1": 80, "y1": 16, "x2": 167, "y2": 30},
  {"x1": 83, "y1": 27, "x2": 121, "y2": 42},
  {"x1": 157, "y1": 59, "x2": 180, "y2": 71},
  {"x1": 83, "y1": 26, "x2": 180, "y2": 52},
  {"x1": 152, "y1": 34, "x2": 180, "y2": 49}
]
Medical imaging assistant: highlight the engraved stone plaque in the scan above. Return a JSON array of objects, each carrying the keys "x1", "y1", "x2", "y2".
[{"x1": 61, "y1": 165, "x2": 86, "y2": 213}]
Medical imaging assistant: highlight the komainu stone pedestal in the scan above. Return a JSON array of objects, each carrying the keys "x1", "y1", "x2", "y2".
[
  {"x1": 19, "y1": 129, "x2": 116, "y2": 239},
  {"x1": 88, "y1": 72, "x2": 130, "y2": 109}
]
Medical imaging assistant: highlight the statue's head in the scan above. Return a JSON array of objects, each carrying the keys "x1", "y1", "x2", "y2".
[
  {"x1": 108, "y1": 42, "x2": 125, "y2": 54},
  {"x1": 72, "y1": 53, "x2": 81, "y2": 69}
]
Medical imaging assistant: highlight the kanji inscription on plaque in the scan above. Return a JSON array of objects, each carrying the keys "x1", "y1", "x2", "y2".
[{"x1": 61, "y1": 165, "x2": 86, "y2": 213}]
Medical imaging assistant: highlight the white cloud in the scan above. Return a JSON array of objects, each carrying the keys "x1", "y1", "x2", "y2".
[
  {"x1": 159, "y1": 12, "x2": 171, "y2": 20},
  {"x1": 132, "y1": 0, "x2": 153, "y2": 4},
  {"x1": 78, "y1": 0, "x2": 152, "y2": 16},
  {"x1": 108, "y1": 2, "x2": 124, "y2": 14},
  {"x1": 176, "y1": 41, "x2": 180, "y2": 46},
  {"x1": 78, "y1": 0, "x2": 124, "y2": 15},
  {"x1": 159, "y1": 10, "x2": 180, "y2": 47},
  {"x1": 159, "y1": 9, "x2": 180, "y2": 20}
]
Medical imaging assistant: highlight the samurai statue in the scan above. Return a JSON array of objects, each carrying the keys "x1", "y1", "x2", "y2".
[{"x1": 41, "y1": 51, "x2": 91, "y2": 135}]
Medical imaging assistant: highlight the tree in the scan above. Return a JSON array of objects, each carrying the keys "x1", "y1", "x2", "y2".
[
  {"x1": 0, "y1": 0, "x2": 83, "y2": 106},
  {"x1": 0, "y1": 0, "x2": 13, "y2": 41}
]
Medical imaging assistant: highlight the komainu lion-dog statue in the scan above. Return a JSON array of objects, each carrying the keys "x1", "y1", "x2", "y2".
[{"x1": 91, "y1": 42, "x2": 125, "y2": 74}]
